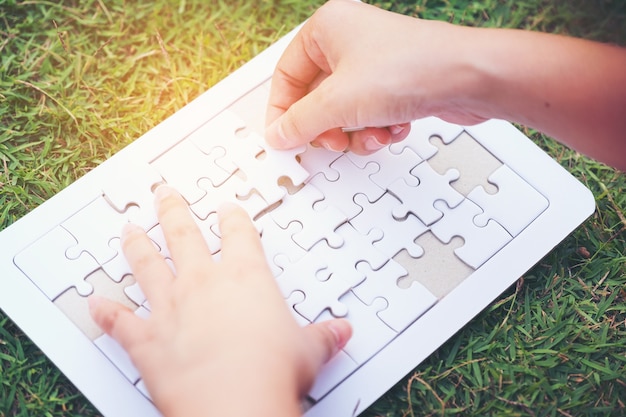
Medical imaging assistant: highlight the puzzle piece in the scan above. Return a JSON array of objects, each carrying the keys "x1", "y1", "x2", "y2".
[
  {"x1": 14, "y1": 226, "x2": 97, "y2": 299},
  {"x1": 389, "y1": 162, "x2": 463, "y2": 225},
  {"x1": 102, "y1": 237, "x2": 133, "y2": 282},
  {"x1": 271, "y1": 183, "x2": 347, "y2": 250},
  {"x1": 193, "y1": 112, "x2": 309, "y2": 207},
  {"x1": 151, "y1": 138, "x2": 231, "y2": 205},
  {"x1": 353, "y1": 261, "x2": 437, "y2": 332},
  {"x1": 428, "y1": 131, "x2": 502, "y2": 195},
  {"x1": 309, "y1": 155, "x2": 385, "y2": 211},
  {"x1": 245, "y1": 142, "x2": 309, "y2": 206},
  {"x1": 256, "y1": 215, "x2": 306, "y2": 276},
  {"x1": 390, "y1": 116, "x2": 464, "y2": 159},
  {"x1": 189, "y1": 110, "x2": 255, "y2": 161},
  {"x1": 191, "y1": 173, "x2": 268, "y2": 221},
  {"x1": 284, "y1": 291, "x2": 310, "y2": 327},
  {"x1": 275, "y1": 251, "x2": 339, "y2": 321},
  {"x1": 351, "y1": 192, "x2": 428, "y2": 259},
  {"x1": 430, "y1": 199, "x2": 512, "y2": 269},
  {"x1": 297, "y1": 143, "x2": 342, "y2": 181},
  {"x1": 347, "y1": 145, "x2": 421, "y2": 189},
  {"x1": 468, "y1": 165, "x2": 549, "y2": 236},
  {"x1": 316, "y1": 291, "x2": 394, "y2": 365},
  {"x1": 309, "y1": 223, "x2": 388, "y2": 289},
  {"x1": 100, "y1": 157, "x2": 163, "y2": 231},
  {"x1": 62, "y1": 196, "x2": 128, "y2": 264}
]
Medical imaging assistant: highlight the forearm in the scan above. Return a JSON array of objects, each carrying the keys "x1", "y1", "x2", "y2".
[{"x1": 433, "y1": 24, "x2": 626, "y2": 170}]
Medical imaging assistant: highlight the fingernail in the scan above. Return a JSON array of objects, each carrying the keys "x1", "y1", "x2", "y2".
[
  {"x1": 154, "y1": 184, "x2": 177, "y2": 200},
  {"x1": 389, "y1": 124, "x2": 405, "y2": 135},
  {"x1": 363, "y1": 135, "x2": 385, "y2": 152},
  {"x1": 322, "y1": 140, "x2": 345, "y2": 153},
  {"x1": 326, "y1": 319, "x2": 351, "y2": 351},
  {"x1": 121, "y1": 222, "x2": 143, "y2": 245}
]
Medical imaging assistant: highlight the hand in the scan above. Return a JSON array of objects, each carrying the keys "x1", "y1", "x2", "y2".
[
  {"x1": 264, "y1": 0, "x2": 484, "y2": 154},
  {"x1": 265, "y1": 0, "x2": 626, "y2": 169},
  {"x1": 89, "y1": 185, "x2": 352, "y2": 417}
]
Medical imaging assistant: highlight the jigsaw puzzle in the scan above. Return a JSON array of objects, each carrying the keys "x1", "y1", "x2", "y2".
[
  {"x1": 0, "y1": 28, "x2": 594, "y2": 417},
  {"x1": 10, "y1": 77, "x2": 554, "y2": 405}
]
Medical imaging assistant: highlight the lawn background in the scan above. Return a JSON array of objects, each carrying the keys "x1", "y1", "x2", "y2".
[{"x1": 0, "y1": 0, "x2": 625, "y2": 416}]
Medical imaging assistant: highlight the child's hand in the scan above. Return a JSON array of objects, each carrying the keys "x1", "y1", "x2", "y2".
[{"x1": 89, "y1": 185, "x2": 351, "y2": 417}]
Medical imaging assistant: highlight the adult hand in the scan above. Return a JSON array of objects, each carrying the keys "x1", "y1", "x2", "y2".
[
  {"x1": 89, "y1": 185, "x2": 351, "y2": 417},
  {"x1": 264, "y1": 0, "x2": 484, "y2": 154},
  {"x1": 266, "y1": 0, "x2": 626, "y2": 169}
]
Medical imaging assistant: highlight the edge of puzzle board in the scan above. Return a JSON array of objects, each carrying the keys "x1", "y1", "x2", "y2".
[{"x1": 303, "y1": 120, "x2": 595, "y2": 416}]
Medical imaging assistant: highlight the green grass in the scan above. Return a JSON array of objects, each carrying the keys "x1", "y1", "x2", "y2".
[{"x1": 0, "y1": 0, "x2": 625, "y2": 416}]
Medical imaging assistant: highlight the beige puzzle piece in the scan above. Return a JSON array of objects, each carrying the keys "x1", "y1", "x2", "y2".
[
  {"x1": 54, "y1": 269, "x2": 138, "y2": 340},
  {"x1": 428, "y1": 131, "x2": 501, "y2": 195},
  {"x1": 394, "y1": 232, "x2": 472, "y2": 299}
]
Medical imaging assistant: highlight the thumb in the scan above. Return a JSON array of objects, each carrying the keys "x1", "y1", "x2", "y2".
[
  {"x1": 301, "y1": 318, "x2": 352, "y2": 374},
  {"x1": 265, "y1": 81, "x2": 349, "y2": 149}
]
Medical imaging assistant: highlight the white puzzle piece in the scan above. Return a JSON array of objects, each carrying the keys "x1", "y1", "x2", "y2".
[
  {"x1": 389, "y1": 162, "x2": 463, "y2": 225},
  {"x1": 351, "y1": 192, "x2": 428, "y2": 259},
  {"x1": 14, "y1": 226, "x2": 98, "y2": 299},
  {"x1": 353, "y1": 261, "x2": 437, "y2": 332},
  {"x1": 430, "y1": 199, "x2": 513, "y2": 268},
  {"x1": 468, "y1": 164, "x2": 549, "y2": 236}
]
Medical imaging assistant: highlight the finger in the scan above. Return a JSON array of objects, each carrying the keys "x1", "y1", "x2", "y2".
[
  {"x1": 121, "y1": 222, "x2": 174, "y2": 307},
  {"x1": 266, "y1": 79, "x2": 352, "y2": 150},
  {"x1": 348, "y1": 127, "x2": 393, "y2": 155},
  {"x1": 154, "y1": 185, "x2": 213, "y2": 275},
  {"x1": 299, "y1": 319, "x2": 352, "y2": 392},
  {"x1": 216, "y1": 202, "x2": 268, "y2": 272},
  {"x1": 312, "y1": 127, "x2": 350, "y2": 152},
  {"x1": 88, "y1": 295, "x2": 149, "y2": 353},
  {"x1": 388, "y1": 122, "x2": 412, "y2": 143},
  {"x1": 265, "y1": 23, "x2": 329, "y2": 132}
]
